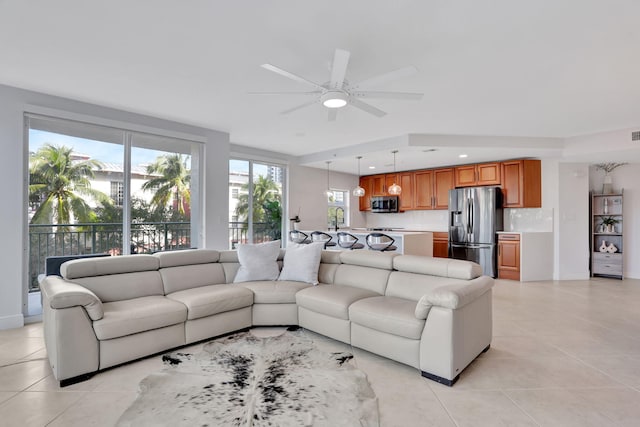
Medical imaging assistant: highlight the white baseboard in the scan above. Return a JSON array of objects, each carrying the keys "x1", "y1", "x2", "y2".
[
  {"x1": 556, "y1": 272, "x2": 591, "y2": 281},
  {"x1": 0, "y1": 313, "x2": 24, "y2": 330}
]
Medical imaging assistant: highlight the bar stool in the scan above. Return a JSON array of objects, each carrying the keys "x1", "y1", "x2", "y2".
[
  {"x1": 311, "y1": 231, "x2": 337, "y2": 249},
  {"x1": 365, "y1": 232, "x2": 397, "y2": 252},
  {"x1": 336, "y1": 232, "x2": 365, "y2": 250},
  {"x1": 289, "y1": 230, "x2": 311, "y2": 244}
]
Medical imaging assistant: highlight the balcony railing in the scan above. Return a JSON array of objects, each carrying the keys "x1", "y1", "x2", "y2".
[
  {"x1": 228, "y1": 221, "x2": 282, "y2": 249},
  {"x1": 28, "y1": 222, "x2": 191, "y2": 292},
  {"x1": 29, "y1": 221, "x2": 282, "y2": 292}
]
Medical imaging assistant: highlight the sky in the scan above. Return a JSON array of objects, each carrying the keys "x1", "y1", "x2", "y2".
[{"x1": 29, "y1": 129, "x2": 168, "y2": 165}]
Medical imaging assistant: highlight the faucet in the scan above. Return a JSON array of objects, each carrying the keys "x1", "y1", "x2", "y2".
[{"x1": 334, "y1": 207, "x2": 344, "y2": 232}]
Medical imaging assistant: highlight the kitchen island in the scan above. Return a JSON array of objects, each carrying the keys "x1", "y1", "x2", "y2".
[{"x1": 299, "y1": 229, "x2": 433, "y2": 256}]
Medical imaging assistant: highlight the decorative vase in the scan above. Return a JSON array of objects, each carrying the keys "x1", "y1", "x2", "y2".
[
  {"x1": 602, "y1": 174, "x2": 613, "y2": 194},
  {"x1": 599, "y1": 240, "x2": 608, "y2": 253},
  {"x1": 607, "y1": 224, "x2": 615, "y2": 233},
  {"x1": 606, "y1": 243, "x2": 618, "y2": 253}
]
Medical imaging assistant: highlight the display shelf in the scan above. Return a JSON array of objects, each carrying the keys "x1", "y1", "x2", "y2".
[{"x1": 590, "y1": 192, "x2": 623, "y2": 279}]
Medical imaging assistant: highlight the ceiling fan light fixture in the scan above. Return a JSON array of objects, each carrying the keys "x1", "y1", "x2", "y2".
[{"x1": 321, "y1": 90, "x2": 348, "y2": 108}]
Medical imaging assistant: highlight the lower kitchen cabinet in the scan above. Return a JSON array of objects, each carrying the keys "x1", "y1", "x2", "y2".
[
  {"x1": 498, "y1": 233, "x2": 520, "y2": 280},
  {"x1": 432, "y1": 232, "x2": 449, "y2": 258}
]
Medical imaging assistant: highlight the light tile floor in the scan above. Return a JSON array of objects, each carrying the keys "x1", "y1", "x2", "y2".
[{"x1": 2, "y1": 277, "x2": 640, "y2": 426}]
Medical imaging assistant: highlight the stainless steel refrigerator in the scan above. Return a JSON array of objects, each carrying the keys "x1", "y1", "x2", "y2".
[{"x1": 448, "y1": 186, "x2": 503, "y2": 277}]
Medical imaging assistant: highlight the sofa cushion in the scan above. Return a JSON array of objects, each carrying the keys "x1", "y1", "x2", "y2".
[
  {"x1": 393, "y1": 255, "x2": 483, "y2": 280},
  {"x1": 349, "y1": 296, "x2": 425, "y2": 340},
  {"x1": 93, "y1": 296, "x2": 187, "y2": 340},
  {"x1": 334, "y1": 264, "x2": 391, "y2": 295},
  {"x1": 296, "y1": 284, "x2": 379, "y2": 320},
  {"x1": 234, "y1": 241, "x2": 281, "y2": 283},
  {"x1": 154, "y1": 249, "x2": 220, "y2": 268},
  {"x1": 278, "y1": 242, "x2": 324, "y2": 285},
  {"x1": 167, "y1": 285, "x2": 254, "y2": 320},
  {"x1": 385, "y1": 271, "x2": 468, "y2": 301},
  {"x1": 238, "y1": 280, "x2": 312, "y2": 304},
  {"x1": 69, "y1": 271, "x2": 164, "y2": 303},
  {"x1": 339, "y1": 250, "x2": 397, "y2": 270},
  {"x1": 61, "y1": 254, "x2": 159, "y2": 278},
  {"x1": 160, "y1": 263, "x2": 226, "y2": 294}
]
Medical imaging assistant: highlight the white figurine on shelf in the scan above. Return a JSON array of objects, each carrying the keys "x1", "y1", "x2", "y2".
[
  {"x1": 599, "y1": 240, "x2": 608, "y2": 252},
  {"x1": 606, "y1": 243, "x2": 618, "y2": 253}
]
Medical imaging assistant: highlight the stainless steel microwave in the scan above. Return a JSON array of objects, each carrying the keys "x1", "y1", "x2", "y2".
[{"x1": 371, "y1": 196, "x2": 399, "y2": 213}]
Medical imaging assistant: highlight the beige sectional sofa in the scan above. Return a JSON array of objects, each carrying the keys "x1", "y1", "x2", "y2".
[{"x1": 41, "y1": 248, "x2": 493, "y2": 387}]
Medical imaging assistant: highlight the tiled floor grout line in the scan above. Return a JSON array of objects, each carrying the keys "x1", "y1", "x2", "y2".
[
  {"x1": 426, "y1": 385, "x2": 461, "y2": 427},
  {"x1": 500, "y1": 389, "x2": 542, "y2": 427}
]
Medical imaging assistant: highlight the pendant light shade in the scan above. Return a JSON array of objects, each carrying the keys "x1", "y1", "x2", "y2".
[
  {"x1": 352, "y1": 156, "x2": 365, "y2": 197},
  {"x1": 325, "y1": 161, "x2": 333, "y2": 198},
  {"x1": 388, "y1": 150, "x2": 402, "y2": 195}
]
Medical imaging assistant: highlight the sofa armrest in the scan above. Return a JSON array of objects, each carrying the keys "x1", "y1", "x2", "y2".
[
  {"x1": 415, "y1": 276, "x2": 494, "y2": 319},
  {"x1": 41, "y1": 276, "x2": 104, "y2": 321}
]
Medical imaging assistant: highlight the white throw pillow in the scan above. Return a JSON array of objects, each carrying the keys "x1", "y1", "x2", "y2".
[
  {"x1": 233, "y1": 240, "x2": 281, "y2": 283},
  {"x1": 278, "y1": 242, "x2": 324, "y2": 285}
]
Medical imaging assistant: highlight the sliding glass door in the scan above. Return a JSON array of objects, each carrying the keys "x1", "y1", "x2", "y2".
[
  {"x1": 26, "y1": 114, "x2": 201, "y2": 315},
  {"x1": 229, "y1": 159, "x2": 285, "y2": 248}
]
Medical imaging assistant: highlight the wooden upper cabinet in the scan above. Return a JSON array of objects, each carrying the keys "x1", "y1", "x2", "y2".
[
  {"x1": 454, "y1": 162, "x2": 501, "y2": 187},
  {"x1": 371, "y1": 174, "x2": 386, "y2": 196},
  {"x1": 414, "y1": 170, "x2": 434, "y2": 209},
  {"x1": 398, "y1": 172, "x2": 414, "y2": 210},
  {"x1": 385, "y1": 174, "x2": 397, "y2": 195},
  {"x1": 501, "y1": 159, "x2": 541, "y2": 208},
  {"x1": 433, "y1": 168, "x2": 454, "y2": 209},
  {"x1": 358, "y1": 176, "x2": 373, "y2": 211},
  {"x1": 454, "y1": 165, "x2": 477, "y2": 187}
]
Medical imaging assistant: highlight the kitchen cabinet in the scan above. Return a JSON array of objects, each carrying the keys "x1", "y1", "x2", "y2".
[
  {"x1": 432, "y1": 231, "x2": 449, "y2": 258},
  {"x1": 498, "y1": 233, "x2": 520, "y2": 280},
  {"x1": 455, "y1": 162, "x2": 501, "y2": 187},
  {"x1": 399, "y1": 172, "x2": 414, "y2": 210},
  {"x1": 413, "y1": 168, "x2": 453, "y2": 210},
  {"x1": 414, "y1": 170, "x2": 434, "y2": 209},
  {"x1": 371, "y1": 174, "x2": 386, "y2": 196},
  {"x1": 358, "y1": 176, "x2": 373, "y2": 211},
  {"x1": 433, "y1": 168, "x2": 454, "y2": 209},
  {"x1": 501, "y1": 160, "x2": 541, "y2": 208}
]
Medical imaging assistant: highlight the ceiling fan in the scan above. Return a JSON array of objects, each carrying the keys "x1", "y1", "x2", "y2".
[{"x1": 252, "y1": 49, "x2": 424, "y2": 121}]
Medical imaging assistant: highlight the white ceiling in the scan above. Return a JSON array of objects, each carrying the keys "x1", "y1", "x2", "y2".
[{"x1": 1, "y1": 1, "x2": 639, "y2": 173}]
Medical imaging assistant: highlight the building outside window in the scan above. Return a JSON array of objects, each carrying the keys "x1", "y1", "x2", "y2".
[{"x1": 110, "y1": 181, "x2": 124, "y2": 206}]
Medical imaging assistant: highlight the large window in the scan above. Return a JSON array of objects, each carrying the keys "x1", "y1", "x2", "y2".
[
  {"x1": 327, "y1": 189, "x2": 349, "y2": 230},
  {"x1": 229, "y1": 159, "x2": 285, "y2": 248},
  {"x1": 26, "y1": 114, "x2": 202, "y2": 302}
]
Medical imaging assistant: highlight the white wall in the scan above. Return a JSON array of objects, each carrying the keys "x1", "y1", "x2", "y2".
[
  {"x1": 288, "y1": 164, "x2": 366, "y2": 233},
  {"x1": 0, "y1": 84, "x2": 230, "y2": 330}
]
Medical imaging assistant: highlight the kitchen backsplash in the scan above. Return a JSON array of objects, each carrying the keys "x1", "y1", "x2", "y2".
[
  {"x1": 504, "y1": 208, "x2": 554, "y2": 232},
  {"x1": 365, "y1": 207, "x2": 553, "y2": 232},
  {"x1": 365, "y1": 210, "x2": 449, "y2": 231}
]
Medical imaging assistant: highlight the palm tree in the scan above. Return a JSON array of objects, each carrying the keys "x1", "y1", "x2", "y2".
[
  {"x1": 141, "y1": 154, "x2": 191, "y2": 218},
  {"x1": 29, "y1": 144, "x2": 106, "y2": 225},
  {"x1": 235, "y1": 176, "x2": 281, "y2": 222}
]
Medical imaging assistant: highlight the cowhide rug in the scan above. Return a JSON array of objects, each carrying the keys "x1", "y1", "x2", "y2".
[{"x1": 117, "y1": 330, "x2": 379, "y2": 426}]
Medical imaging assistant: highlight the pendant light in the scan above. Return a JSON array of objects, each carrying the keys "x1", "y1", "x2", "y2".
[
  {"x1": 325, "y1": 161, "x2": 333, "y2": 198},
  {"x1": 353, "y1": 156, "x2": 365, "y2": 197},
  {"x1": 387, "y1": 150, "x2": 402, "y2": 195}
]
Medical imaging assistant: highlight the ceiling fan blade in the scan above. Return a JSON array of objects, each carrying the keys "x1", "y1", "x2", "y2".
[
  {"x1": 349, "y1": 98, "x2": 387, "y2": 117},
  {"x1": 353, "y1": 66, "x2": 418, "y2": 89},
  {"x1": 352, "y1": 91, "x2": 423, "y2": 100},
  {"x1": 280, "y1": 99, "x2": 318, "y2": 115},
  {"x1": 329, "y1": 49, "x2": 350, "y2": 89},
  {"x1": 261, "y1": 64, "x2": 325, "y2": 90},
  {"x1": 248, "y1": 91, "x2": 321, "y2": 95},
  {"x1": 328, "y1": 109, "x2": 338, "y2": 122}
]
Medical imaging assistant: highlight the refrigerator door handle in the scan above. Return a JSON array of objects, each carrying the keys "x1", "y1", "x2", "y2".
[{"x1": 450, "y1": 243, "x2": 491, "y2": 249}]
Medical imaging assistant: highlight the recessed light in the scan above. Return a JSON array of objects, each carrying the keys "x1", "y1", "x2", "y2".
[
  {"x1": 368, "y1": 166, "x2": 376, "y2": 169},
  {"x1": 459, "y1": 154, "x2": 468, "y2": 158}
]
